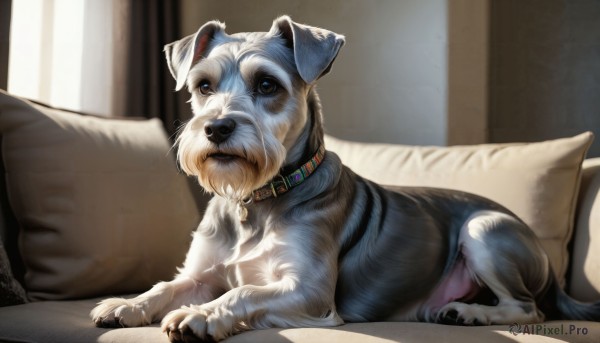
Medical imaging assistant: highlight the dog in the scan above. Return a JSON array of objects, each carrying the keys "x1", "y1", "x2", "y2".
[{"x1": 91, "y1": 16, "x2": 600, "y2": 342}]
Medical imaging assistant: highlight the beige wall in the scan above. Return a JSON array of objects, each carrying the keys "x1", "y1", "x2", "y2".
[
  {"x1": 489, "y1": 0, "x2": 600, "y2": 157},
  {"x1": 180, "y1": 0, "x2": 452, "y2": 146},
  {"x1": 179, "y1": 1, "x2": 599, "y2": 157},
  {"x1": 447, "y1": 0, "x2": 489, "y2": 145}
]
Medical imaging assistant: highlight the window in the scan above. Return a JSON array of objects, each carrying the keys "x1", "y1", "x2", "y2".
[{"x1": 8, "y1": 0, "x2": 115, "y2": 115}]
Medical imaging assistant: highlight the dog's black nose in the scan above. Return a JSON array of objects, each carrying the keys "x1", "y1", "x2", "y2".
[{"x1": 204, "y1": 118, "x2": 236, "y2": 144}]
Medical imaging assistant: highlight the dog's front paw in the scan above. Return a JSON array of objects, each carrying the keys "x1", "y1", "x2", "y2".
[
  {"x1": 91, "y1": 298, "x2": 151, "y2": 328},
  {"x1": 162, "y1": 307, "x2": 211, "y2": 342},
  {"x1": 162, "y1": 306, "x2": 234, "y2": 342}
]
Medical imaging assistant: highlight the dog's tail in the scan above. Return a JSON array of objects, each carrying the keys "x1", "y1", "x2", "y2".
[{"x1": 541, "y1": 276, "x2": 600, "y2": 321}]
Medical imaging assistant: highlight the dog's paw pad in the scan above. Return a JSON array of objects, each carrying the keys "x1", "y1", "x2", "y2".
[
  {"x1": 436, "y1": 302, "x2": 490, "y2": 326},
  {"x1": 162, "y1": 307, "x2": 215, "y2": 343},
  {"x1": 91, "y1": 298, "x2": 148, "y2": 328},
  {"x1": 94, "y1": 315, "x2": 126, "y2": 328},
  {"x1": 472, "y1": 318, "x2": 485, "y2": 326},
  {"x1": 437, "y1": 309, "x2": 464, "y2": 325},
  {"x1": 166, "y1": 325, "x2": 204, "y2": 343},
  {"x1": 165, "y1": 325, "x2": 209, "y2": 342}
]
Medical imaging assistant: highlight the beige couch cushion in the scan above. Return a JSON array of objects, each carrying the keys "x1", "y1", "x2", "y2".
[
  {"x1": 325, "y1": 133, "x2": 593, "y2": 286},
  {"x1": 570, "y1": 158, "x2": 600, "y2": 301},
  {"x1": 0, "y1": 91, "x2": 201, "y2": 300},
  {"x1": 0, "y1": 298, "x2": 599, "y2": 343}
]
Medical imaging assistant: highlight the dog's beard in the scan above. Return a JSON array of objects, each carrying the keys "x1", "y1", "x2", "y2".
[{"x1": 176, "y1": 115, "x2": 286, "y2": 200}]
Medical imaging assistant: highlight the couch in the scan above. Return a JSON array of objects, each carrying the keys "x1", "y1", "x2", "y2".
[{"x1": 0, "y1": 90, "x2": 599, "y2": 342}]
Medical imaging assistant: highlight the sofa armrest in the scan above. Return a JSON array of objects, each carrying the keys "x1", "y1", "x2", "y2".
[{"x1": 570, "y1": 158, "x2": 600, "y2": 301}]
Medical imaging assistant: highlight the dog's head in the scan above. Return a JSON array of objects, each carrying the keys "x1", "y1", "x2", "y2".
[{"x1": 165, "y1": 16, "x2": 344, "y2": 199}]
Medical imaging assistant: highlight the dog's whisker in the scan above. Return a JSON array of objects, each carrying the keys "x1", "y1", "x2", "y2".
[
  {"x1": 167, "y1": 125, "x2": 189, "y2": 156},
  {"x1": 251, "y1": 122, "x2": 270, "y2": 172}
]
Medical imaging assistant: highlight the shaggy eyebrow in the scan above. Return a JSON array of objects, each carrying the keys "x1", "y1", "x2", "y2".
[
  {"x1": 186, "y1": 58, "x2": 225, "y2": 91},
  {"x1": 239, "y1": 56, "x2": 292, "y2": 93}
]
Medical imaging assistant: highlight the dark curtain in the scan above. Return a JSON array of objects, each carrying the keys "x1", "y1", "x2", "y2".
[
  {"x1": 116, "y1": 1, "x2": 210, "y2": 209},
  {"x1": 119, "y1": 0, "x2": 192, "y2": 139},
  {"x1": 0, "y1": 0, "x2": 25, "y2": 283},
  {"x1": 0, "y1": 0, "x2": 11, "y2": 90}
]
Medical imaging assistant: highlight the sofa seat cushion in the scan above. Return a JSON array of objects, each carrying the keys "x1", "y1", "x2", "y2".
[
  {"x1": 0, "y1": 91, "x2": 201, "y2": 300},
  {"x1": 0, "y1": 298, "x2": 598, "y2": 343},
  {"x1": 325, "y1": 133, "x2": 593, "y2": 287},
  {"x1": 240, "y1": 321, "x2": 599, "y2": 343}
]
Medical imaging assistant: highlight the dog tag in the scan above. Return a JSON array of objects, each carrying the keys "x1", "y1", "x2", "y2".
[{"x1": 237, "y1": 202, "x2": 248, "y2": 222}]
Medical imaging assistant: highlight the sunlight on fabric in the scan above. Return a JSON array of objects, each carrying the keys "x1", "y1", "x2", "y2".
[{"x1": 8, "y1": 0, "x2": 115, "y2": 116}]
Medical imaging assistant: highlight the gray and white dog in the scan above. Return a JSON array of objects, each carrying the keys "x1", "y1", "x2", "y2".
[{"x1": 91, "y1": 16, "x2": 600, "y2": 342}]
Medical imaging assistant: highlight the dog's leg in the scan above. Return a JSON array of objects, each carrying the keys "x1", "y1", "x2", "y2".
[
  {"x1": 91, "y1": 227, "x2": 229, "y2": 328},
  {"x1": 436, "y1": 210, "x2": 548, "y2": 325},
  {"x1": 91, "y1": 276, "x2": 222, "y2": 328},
  {"x1": 162, "y1": 230, "x2": 344, "y2": 342},
  {"x1": 161, "y1": 282, "x2": 343, "y2": 342}
]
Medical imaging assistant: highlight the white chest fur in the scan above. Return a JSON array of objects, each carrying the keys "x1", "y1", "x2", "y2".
[{"x1": 223, "y1": 231, "x2": 289, "y2": 288}]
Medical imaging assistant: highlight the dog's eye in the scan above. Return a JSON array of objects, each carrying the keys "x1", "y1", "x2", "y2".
[
  {"x1": 257, "y1": 77, "x2": 279, "y2": 96},
  {"x1": 198, "y1": 80, "x2": 213, "y2": 95}
]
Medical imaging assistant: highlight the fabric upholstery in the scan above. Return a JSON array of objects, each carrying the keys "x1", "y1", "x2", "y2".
[
  {"x1": 0, "y1": 298, "x2": 598, "y2": 343},
  {"x1": 325, "y1": 133, "x2": 594, "y2": 286},
  {"x1": 0, "y1": 142, "x2": 27, "y2": 306},
  {"x1": 0, "y1": 91, "x2": 201, "y2": 300},
  {"x1": 0, "y1": 238, "x2": 27, "y2": 306},
  {"x1": 232, "y1": 321, "x2": 600, "y2": 343},
  {"x1": 0, "y1": 136, "x2": 27, "y2": 295},
  {"x1": 570, "y1": 158, "x2": 600, "y2": 301}
]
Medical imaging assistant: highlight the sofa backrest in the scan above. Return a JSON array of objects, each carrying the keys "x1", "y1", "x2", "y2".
[{"x1": 570, "y1": 158, "x2": 600, "y2": 301}]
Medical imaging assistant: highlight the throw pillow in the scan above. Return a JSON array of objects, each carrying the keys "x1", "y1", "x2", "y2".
[
  {"x1": 0, "y1": 239, "x2": 27, "y2": 306},
  {"x1": 0, "y1": 90, "x2": 202, "y2": 300}
]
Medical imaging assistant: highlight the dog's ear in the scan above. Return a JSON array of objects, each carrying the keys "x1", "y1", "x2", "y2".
[
  {"x1": 164, "y1": 20, "x2": 226, "y2": 91},
  {"x1": 269, "y1": 16, "x2": 345, "y2": 84}
]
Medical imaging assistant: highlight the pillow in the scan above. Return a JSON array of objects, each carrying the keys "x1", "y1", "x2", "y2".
[
  {"x1": 570, "y1": 158, "x2": 600, "y2": 301},
  {"x1": 1, "y1": 145, "x2": 28, "y2": 306},
  {"x1": 0, "y1": 90, "x2": 201, "y2": 300},
  {"x1": 325, "y1": 132, "x2": 594, "y2": 287},
  {"x1": 0, "y1": 239, "x2": 27, "y2": 306}
]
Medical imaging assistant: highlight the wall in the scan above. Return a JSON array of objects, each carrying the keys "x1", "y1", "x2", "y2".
[
  {"x1": 489, "y1": 0, "x2": 600, "y2": 157},
  {"x1": 180, "y1": 0, "x2": 449, "y2": 146},
  {"x1": 179, "y1": 1, "x2": 599, "y2": 156},
  {"x1": 447, "y1": 0, "x2": 489, "y2": 145}
]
